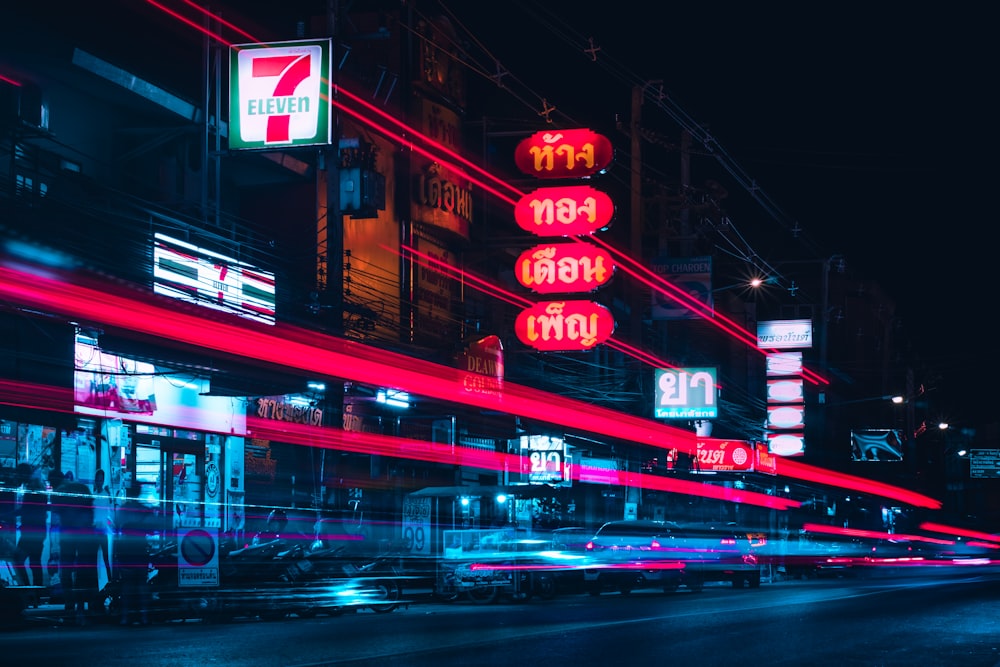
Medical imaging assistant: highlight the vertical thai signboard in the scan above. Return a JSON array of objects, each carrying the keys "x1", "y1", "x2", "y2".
[
  {"x1": 511, "y1": 129, "x2": 617, "y2": 352},
  {"x1": 229, "y1": 39, "x2": 332, "y2": 150},
  {"x1": 762, "y1": 347, "x2": 807, "y2": 457}
]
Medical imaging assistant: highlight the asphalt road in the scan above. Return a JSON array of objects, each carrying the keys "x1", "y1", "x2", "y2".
[{"x1": 3, "y1": 570, "x2": 999, "y2": 667}]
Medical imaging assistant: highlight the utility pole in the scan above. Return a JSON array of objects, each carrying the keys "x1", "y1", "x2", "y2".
[{"x1": 630, "y1": 85, "x2": 642, "y2": 344}]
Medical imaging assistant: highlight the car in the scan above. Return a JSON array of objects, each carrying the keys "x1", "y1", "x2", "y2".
[{"x1": 583, "y1": 520, "x2": 762, "y2": 595}]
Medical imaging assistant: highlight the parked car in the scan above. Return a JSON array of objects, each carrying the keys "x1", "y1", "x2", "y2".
[{"x1": 583, "y1": 520, "x2": 762, "y2": 595}]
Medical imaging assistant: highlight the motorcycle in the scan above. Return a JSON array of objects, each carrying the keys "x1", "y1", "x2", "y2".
[{"x1": 100, "y1": 532, "x2": 404, "y2": 622}]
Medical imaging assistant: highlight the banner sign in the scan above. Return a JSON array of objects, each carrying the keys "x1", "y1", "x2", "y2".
[
  {"x1": 229, "y1": 39, "x2": 332, "y2": 150},
  {"x1": 692, "y1": 439, "x2": 754, "y2": 472}
]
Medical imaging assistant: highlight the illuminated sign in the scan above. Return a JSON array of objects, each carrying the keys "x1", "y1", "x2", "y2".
[
  {"x1": 767, "y1": 404, "x2": 805, "y2": 429},
  {"x1": 514, "y1": 186, "x2": 614, "y2": 236},
  {"x1": 153, "y1": 233, "x2": 276, "y2": 325},
  {"x1": 692, "y1": 439, "x2": 754, "y2": 472},
  {"x1": 518, "y1": 434, "x2": 566, "y2": 484},
  {"x1": 654, "y1": 367, "x2": 718, "y2": 419},
  {"x1": 514, "y1": 128, "x2": 614, "y2": 178},
  {"x1": 514, "y1": 300, "x2": 615, "y2": 352},
  {"x1": 757, "y1": 319, "x2": 813, "y2": 349},
  {"x1": 755, "y1": 443, "x2": 778, "y2": 475},
  {"x1": 514, "y1": 242, "x2": 614, "y2": 294},
  {"x1": 766, "y1": 351, "x2": 802, "y2": 376},
  {"x1": 229, "y1": 39, "x2": 331, "y2": 150},
  {"x1": 73, "y1": 334, "x2": 246, "y2": 435},
  {"x1": 767, "y1": 433, "x2": 805, "y2": 457},
  {"x1": 767, "y1": 378, "x2": 804, "y2": 402},
  {"x1": 457, "y1": 335, "x2": 504, "y2": 396},
  {"x1": 851, "y1": 429, "x2": 905, "y2": 462}
]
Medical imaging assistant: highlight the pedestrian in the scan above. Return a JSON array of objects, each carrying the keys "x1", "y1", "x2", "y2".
[
  {"x1": 13, "y1": 464, "x2": 49, "y2": 591},
  {"x1": 54, "y1": 473, "x2": 95, "y2": 624},
  {"x1": 115, "y1": 483, "x2": 151, "y2": 625},
  {"x1": 92, "y1": 469, "x2": 115, "y2": 588}
]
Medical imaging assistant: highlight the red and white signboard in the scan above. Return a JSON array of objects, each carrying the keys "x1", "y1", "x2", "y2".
[
  {"x1": 229, "y1": 39, "x2": 332, "y2": 149},
  {"x1": 692, "y1": 439, "x2": 754, "y2": 472},
  {"x1": 514, "y1": 242, "x2": 614, "y2": 294},
  {"x1": 514, "y1": 300, "x2": 615, "y2": 351}
]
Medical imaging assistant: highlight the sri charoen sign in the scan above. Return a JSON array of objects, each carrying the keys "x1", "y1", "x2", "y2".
[{"x1": 512, "y1": 129, "x2": 617, "y2": 351}]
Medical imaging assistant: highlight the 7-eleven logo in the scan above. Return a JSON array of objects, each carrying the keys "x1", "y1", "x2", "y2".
[{"x1": 231, "y1": 40, "x2": 329, "y2": 149}]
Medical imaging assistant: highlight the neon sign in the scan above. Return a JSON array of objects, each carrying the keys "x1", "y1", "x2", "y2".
[
  {"x1": 514, "y1": 128, "x2": 614, "y2": 178},
  {"x1": 229, "y1": 39, "x2": 332, "y2": 149},
  {"x1": 513, "y1": 186, "x2": 614, "y2": 236},
  {"x1": 515, "y1": 242, "x2": 614, "y2": 294},
  {"x1": 514, "y1": 300, "x2": 615, "y2": 351}
]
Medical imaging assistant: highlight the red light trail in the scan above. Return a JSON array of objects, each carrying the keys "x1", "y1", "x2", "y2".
[{"x1": 0, "y1": 260, "x2": 941, "y2": 509}]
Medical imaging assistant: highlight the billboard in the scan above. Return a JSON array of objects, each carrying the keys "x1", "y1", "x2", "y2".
[
  {"x1": 851, "y1": 429, "x2": 905, "y2": 462},
  {"x1": 74, "y1": 334, "x2": 246, "y2": 435},
  {"x1": 650, "y1": 256, "x2": 713, "y2": 321},
  {"x1": 153, "y1": 233, "x2": 275, "y2": 325}
]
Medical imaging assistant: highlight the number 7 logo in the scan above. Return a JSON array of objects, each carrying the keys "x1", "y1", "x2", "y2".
[
  {"x1": 232, "y1": 41, "x2": 329, "y2": 149},
  {"x1": 251, "y1": 54, "x2": 311, "y2": 144}
]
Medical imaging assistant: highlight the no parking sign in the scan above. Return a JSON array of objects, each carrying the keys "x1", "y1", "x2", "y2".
[{"x1": 178, "y1": 528, "x2": 220, "y2": 587}]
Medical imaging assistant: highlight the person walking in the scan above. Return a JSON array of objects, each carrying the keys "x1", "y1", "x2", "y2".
[
  {"x1": 92, "y1": 469, "x2": 115, "y2": 589},
  {"x1": 13, "y1": 464, "x2": 49, "y2": 592},
  {"x1": 115, "y1": 484, "x2": 151, "y2": 625},
  {"x1": 53, "y1": 473, "x2": 95, "y2": 624}
]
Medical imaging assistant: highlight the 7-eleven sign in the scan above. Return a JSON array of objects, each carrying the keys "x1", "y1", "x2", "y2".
[{"x1": 229, "y1": 39, "x2": 332, "y2": 150}]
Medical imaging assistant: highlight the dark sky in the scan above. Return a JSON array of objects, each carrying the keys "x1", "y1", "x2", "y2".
[{"x1": 449, "y1": 2, "x2": 997, "y2": 429}]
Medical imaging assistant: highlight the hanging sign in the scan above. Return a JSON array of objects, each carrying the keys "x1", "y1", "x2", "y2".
[
  {"x1": 514, "y1": 300, "x2": 616, "y2": 351},
  {"x1": 515, "y1": 242, "x2": 615, "y2": 294},
  {"x1": 692, "y1": 439, "x2": 754, "y2": 472},
  {"x1": 514, "y1": 128, "x2": 614, "y2": 178},
  {"x1": 514, "y1": 186, "x2": 614, "y2": 236},
  {"x1": 229, "y1": 39, "x2": 332, "y2": 150}
]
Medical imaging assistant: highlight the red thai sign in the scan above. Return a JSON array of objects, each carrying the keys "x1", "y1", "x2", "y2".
[
  {"x1": 693, "y1": 439, "x2": 754, "y2": 472},
  {"x1": 514, "y1": 128, "x2": 614, "y2": 178},
  {"x1": 514, "y1": 300, "x2": 616, "y2": 351},
  {"x1": 515, "y1": 242, "x2": 615, "y2": 294},
  {"x1": 754, "y1": 443, "x2": 778, "y2": 475},
  {"x1": 514, "y1": 186, "x2": 615, "y2": 236},
  {"x1": 457, "y1": 334, "x2": 504, "y2": 396}
]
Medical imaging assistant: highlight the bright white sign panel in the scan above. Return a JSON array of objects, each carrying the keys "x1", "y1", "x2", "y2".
[
  {"x1": 757, "y1": 319, "x2": 813, "y2": 349},
  {"x1": 229, "y1": 39, "x2": 332, "y2": 150},
  {"x1": 153, "y1": 233, "x2": 275, "y2": 325},
  {"x1": 73, "y1": 335, "x2": 247, "y2": 435}
]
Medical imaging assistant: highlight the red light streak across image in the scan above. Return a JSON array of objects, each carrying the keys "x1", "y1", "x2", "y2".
[{"x1": 0, "y1": 261, "x2": 942, "y2": 509}]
